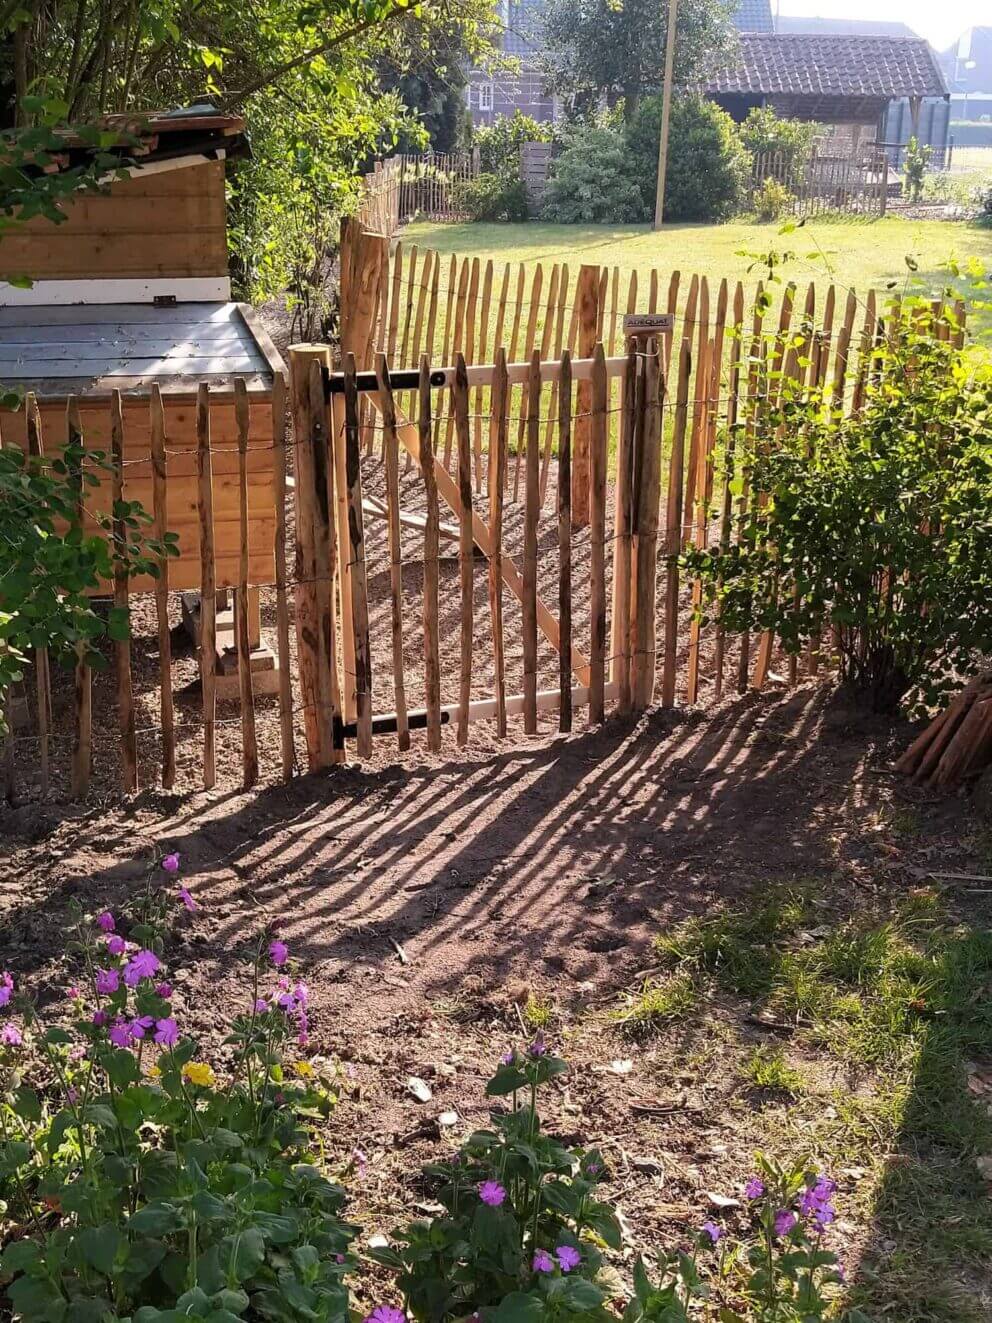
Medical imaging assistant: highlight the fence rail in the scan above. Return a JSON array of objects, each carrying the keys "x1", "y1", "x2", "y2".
[{"x1": 750, "y1": 145, "x2": 889, "y2": 217}]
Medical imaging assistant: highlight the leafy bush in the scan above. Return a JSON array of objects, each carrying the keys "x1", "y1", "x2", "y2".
[
  {"x1": 976, "y1": 179, "x2": 992, "y2": 225},
  {"x1": 0, "y1": 435, "x2": 177, "y2": 734},
  {"x1": 626, "y1": 97, "x2": 749, "y2": 222},
  {"x1": 739, "y1": 107, "x2": 819, "y2": 170},
  {"x1": 474, "y1": 111, "x2": 552, "y2": 178},
  {"x1": 753, "y1": 176, "x2": 794, "y2": 222},
  {"x1": 0, "y1": 856, "x2": 353, "y2": 1322},
  {"x1": 685, "y1": 307, "x2": 992, "y2": 713},
  {"x1": 542, "y1": 124, "x2": 644, "y2": 223},
  {"x1": 455, "y1": 172, "x2": 530, "y2": 221},
  {"x1": 902, "y1": 136, "x2": 931, "y2": 203}
]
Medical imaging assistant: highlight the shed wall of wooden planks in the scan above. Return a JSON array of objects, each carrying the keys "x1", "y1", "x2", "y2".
[{"x1": 0, "y1": 162, "x2": 230, "y2": 282}]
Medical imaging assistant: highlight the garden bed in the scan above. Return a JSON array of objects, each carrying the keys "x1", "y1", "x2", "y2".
[{"x1": 3, "y1": 683, "x2": 991, "y2": 1320}]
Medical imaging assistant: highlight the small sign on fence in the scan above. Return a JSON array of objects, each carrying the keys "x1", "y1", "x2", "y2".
[{"x1": 623, "y1": 313, "x2": 675, "y2": 337}]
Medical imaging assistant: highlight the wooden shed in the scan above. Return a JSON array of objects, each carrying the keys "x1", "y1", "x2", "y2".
[{"x1": 0, "y1": 107, "x2": 285, "y2": 597}]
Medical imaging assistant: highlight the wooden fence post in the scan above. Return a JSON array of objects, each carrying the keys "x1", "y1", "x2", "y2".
[
  {"x1": 343, "y1": 353, "x2": 373, "y2": 759},
  {"x1": 67, "y1": 398, "x2": 91, "y2": 799},
  {"x1": 111, "y1": 390, "x2": 137, "y2": 793},
  {"x1": 25, "y1": 395, "x2": 50, "y2": 797},
  {"x1": 270, "y1": 372, "x2": 296, "y2": 779},
  {"x1": 589, "y1": 344, "x2": 608, "y2": 722},
  {"x1": 571, "y1": 264, "x2": 600, "y2": 529},
  {"x1": 149, "y1": 386, "x2": 176, "y2": 789},
  {"x1": 196, "y1": 384, "x2": 216, "y2": 790},
  {"x1": 234, "y1": 379, "x2": 258, "y2": 789},
  {"x1": 289, "y1": 344, "x2": 331, "y2": 767},
  {"x1": 633, "y1": 341, "x2": 663, "y2": 710}
]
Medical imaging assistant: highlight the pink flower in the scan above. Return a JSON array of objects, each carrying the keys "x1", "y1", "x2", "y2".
[
  {"x1": 127, "y1": 1016, "x2": 155, "y2": 1041},
  {"x1": 532, "y1": 1250, "x2": 555, "y2": 1273},
  {"x1": 0, "y1": 972, "x2": 13, "y2": 1008},
  {"x1": 97, "y1": 912, "x2": 115, "y2": 932},
  {"x1": 108, "y1": 1019, "x2": 131, "y2": 1049},
  {"x1": 269, "y1": 940, "x2": 289, "y2": 967},
  {"x1": 556, "y1": 1245, "x2": 581, "y2": 1273},
  {"x1": 1, "y1": 1023, "x2": 22, "y2": 1046},
  {"x1": 95, "y1": 969, "x2": 120, "y2": 996},
  {"x1": 155, "y1": 983, "x2": 172, "y2": 1000},
  {"x1": 478, "y1": 1180, "x2": 506, "y2": 1207},
  {"x1": 106, "y1": 935, "x2": 126, "y2": 957},
  {"x1": 178, "y1": 887, "x2": 197, "y2": 913},
  {"x1": 254, "y1": 998, "x2": 268, "y2": 1013},
  {"x1": 774, "y1": 1209, "x2": 798, "y2": 1238},
  {"x1": 92, "y1": 1011, "x2": 108, "y2": 1027},
  {"x1": 67, "y1": 985, "x2": 80, "y2": 1000},
  {"x1": 162, "y1": 853, "x2": 180, "y2": 874},
  {"x1": 154, "y1": 1017, "x2": 179, "y2": 1046},
  {"x1": 124, "y1": 950, "x2": 161, "y2": 987},
  {"x1": 364, "y1": 1307, "x2": 405, "y2": 1323}
]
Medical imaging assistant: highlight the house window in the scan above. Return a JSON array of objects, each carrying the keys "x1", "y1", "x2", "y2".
[{"x1": 478, "y1": 83, "x2": 494, "y2": 112}]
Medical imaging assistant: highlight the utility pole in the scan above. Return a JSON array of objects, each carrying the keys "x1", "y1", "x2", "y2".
[{"x1": 653, "y1": 0, "x2": 679, "y2": 229}]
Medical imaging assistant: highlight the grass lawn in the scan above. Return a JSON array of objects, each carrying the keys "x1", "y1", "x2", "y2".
[{"x1": 402, "y1": 216, "x2": 992, "y2": 311}]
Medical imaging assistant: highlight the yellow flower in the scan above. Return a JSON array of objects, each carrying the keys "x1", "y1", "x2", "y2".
[
  {"x1": 293, "y1": 1061, "x2": 314, "y2": 1078},
  {"x1": 182, "y1": 1061, "x2": 216, "y2": 1088},
  {"x1": 148, "y1": 1064, "x2": 162, "y2": 1079}
]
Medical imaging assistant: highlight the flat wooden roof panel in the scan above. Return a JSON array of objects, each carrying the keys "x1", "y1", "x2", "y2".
[{"x1": 0, "y1": 302, "x2": 276, "y2": 395}]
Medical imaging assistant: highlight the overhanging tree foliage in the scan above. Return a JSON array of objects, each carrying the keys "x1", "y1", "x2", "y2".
[{"x1": 542, "y1": 0, "x2": 736, "y2": 124}]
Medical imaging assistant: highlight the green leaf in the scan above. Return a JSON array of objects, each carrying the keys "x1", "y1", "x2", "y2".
[
  {"x1": 560, "y1": 1277, "x2": 605, "y2": 1310},
  {"x1": 1, "y1": 1237, "x2": 43, "y2": 1273},
  {"x1": 491, "y1": 1291, "x2": 545, "y2": 1323},
  {"x1": 486, "y1": 1065, "x2": 529, "y2": 1095},
  {"x1": 218, "y1": 1226, "x2": 265, "y2": 1283},
  {"x1": 75, "y1": 1224, "x2": 123, "y2": 1276},
  {"x1": 11, "y1": 1087, "x2": 42, "y2": 1121},
  {"x1": 129, "y1": 1203, "x2": 182, "y2": 1236}
]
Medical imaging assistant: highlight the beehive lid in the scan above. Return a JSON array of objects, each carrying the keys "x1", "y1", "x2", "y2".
[{"x1": 0, "y1": 301, "x2": 280, "y2": 397}]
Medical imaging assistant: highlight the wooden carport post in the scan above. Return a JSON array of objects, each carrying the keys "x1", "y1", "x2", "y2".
[
  {"x1": 571, "y1": 264, "x2": 601, "y2": 529},
  {"x1": 337, "y1": 218, "x2": 387, "y2": 722}
]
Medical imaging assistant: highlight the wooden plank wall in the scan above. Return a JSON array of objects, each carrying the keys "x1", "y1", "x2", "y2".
[{"x1": 0, "y1": 161, "x2": 229, "y2": 281}]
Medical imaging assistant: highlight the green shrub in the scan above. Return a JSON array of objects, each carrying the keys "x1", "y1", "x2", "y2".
[
  {"x1": 740, "y1": 106, "x2": 819, "y2": 169},
  {"x1": 541, "y1": 123, "x2": 644, "y2": 223},
  {"x1": 684, "y1": 308, "x2": 992, "y2": 713},
  {"x1": 626, "y1": 96, "x2": 749, "y2": 222},
  {"x1": 753, "y1": 176, "x2": 794, "y2": 221},
  {"x1": 474, "y1": 110, "x2": 551, "y2": 178},
  {"x1": 0, "y1": 858, "x2": 352, "y2": 1322},
  {"x1": 455, "y1": 171, "x2": 530, "y2": 221},
  {"x1": 976, "y1": 179, "x2": 992, "y2": 224},
  {"x1": 903, "y1": 136, "x2": 931, "y2": 202}
]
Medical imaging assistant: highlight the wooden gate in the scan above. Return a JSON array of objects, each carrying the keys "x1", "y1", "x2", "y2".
[{"x1": 288, "y1": 343, "x2": 664, "y2": 769}]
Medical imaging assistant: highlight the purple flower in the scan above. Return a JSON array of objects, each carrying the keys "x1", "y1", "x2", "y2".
[
  {"x1": 127, "y1": 1016, "x2": 155, "y2": 1041},
  {"x1": 556, "y1": 1245, "x2": 581, "y2": 1273},
  {"x1": 67, "y1": 985, "x2": 80, "y2": 1001},
  {"x1": 254, "y1": 998, "x2": 268, "y2": 1013},
  {"x1": 97, "y1": 912, "x2": 115, "y2": 932},
  {"x1": 92, "y1": 1011, "x2": 108, "y2": 1027},
  {"x1": 154, "y1": 1017, "x2": 179, "y2": 1046},
  {"x1": 584, "y1": 1161, "x2": 601, "y2": 1176},
  {"x1": 799, "y1": 1175, "x2": 838, "y2": 1225},
  {"x1": 745, "y1": 1176, "x2": 765, "y2": 1200},
  {"x1": 701, "y1": 1221, "x2": 722, "y2": 1244},
  {"x1": 529, "y1": 1032, "x2": 549, "y2": 1057},
  {"x1": 335, "y1": 1254, "x2": 346, "y2": 1265},
  {"x1": 124, "y1": 950, "x2": 161, "y2": 987},
  {"x1": 67, "y1": 1086, "x2": 79, "y2": 1103},
  {"x1": 269, "y1": 939, "x2": 289, "y2": 967},
  {"x1": 178, "y1": 887, "x2": 197, "y2": 913},
  {"x1": 532, "y1": 1250, "x2": 555, "y2": 1274},
  {"x1": 353, "y1": 1147, "x2": 368, "y2": 1177},
  {"x1": 155, "y1": 983, "x2": 172, "y2": 1000},
  {"x1": 500, "y1": 1048, "x2": 516, "y2": 1065},
  {"x1": 364, "y1": 1308, "x2": 405, "y2": 1323},
  {"x1": 294, "y1": 980, "x2": 309, "y2": 1008},
  {"x1": 106, "y1": 935, "x2": 126, "y2": 957},
  {"x1": 479, "y1": 1180, "x2": 506, "y2": 1207},
  {"x1": 813, "y1": 1204, "x2": 836, "y2": 1231},
  {"x1": 162, "y1": 853, "x2": 180, "y2": 874},
  {"x1": 774, "y1": 1209, "x2": 798, "y2": 1238},
  {"x1": 95, "y1": 969, "x2": 120, "y2": 996},
  {"x1": 108, "y1": 1019, "x2": 131, "y2": 1049},
  {"x1": 0, "y1": 972, "x2": 14, "y2": 1008},
  {"x1": 1, "y1": 1023, "x2": 22, "y2": 1046}
]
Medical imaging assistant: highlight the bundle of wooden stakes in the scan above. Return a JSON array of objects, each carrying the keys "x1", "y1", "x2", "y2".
[{"x1": 894, "y1": 675, "x2": 992, "y2": 790}]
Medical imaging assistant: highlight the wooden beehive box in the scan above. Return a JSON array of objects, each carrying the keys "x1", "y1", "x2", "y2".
[{"x1": 0, "y1": 109, "x2": 284, "y2": 594}]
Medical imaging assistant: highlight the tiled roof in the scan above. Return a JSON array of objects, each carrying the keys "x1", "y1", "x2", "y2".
[
  {"x1": 708, "y1": 33, "x2": 949, "y2": 99},
  {"x1": 732, "y1": 0, "x2": 773, "y2": 34}
]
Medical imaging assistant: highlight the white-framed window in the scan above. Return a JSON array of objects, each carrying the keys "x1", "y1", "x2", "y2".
[{"x1": 478, "y1": 82, "x2": 494, "y2": 112}]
